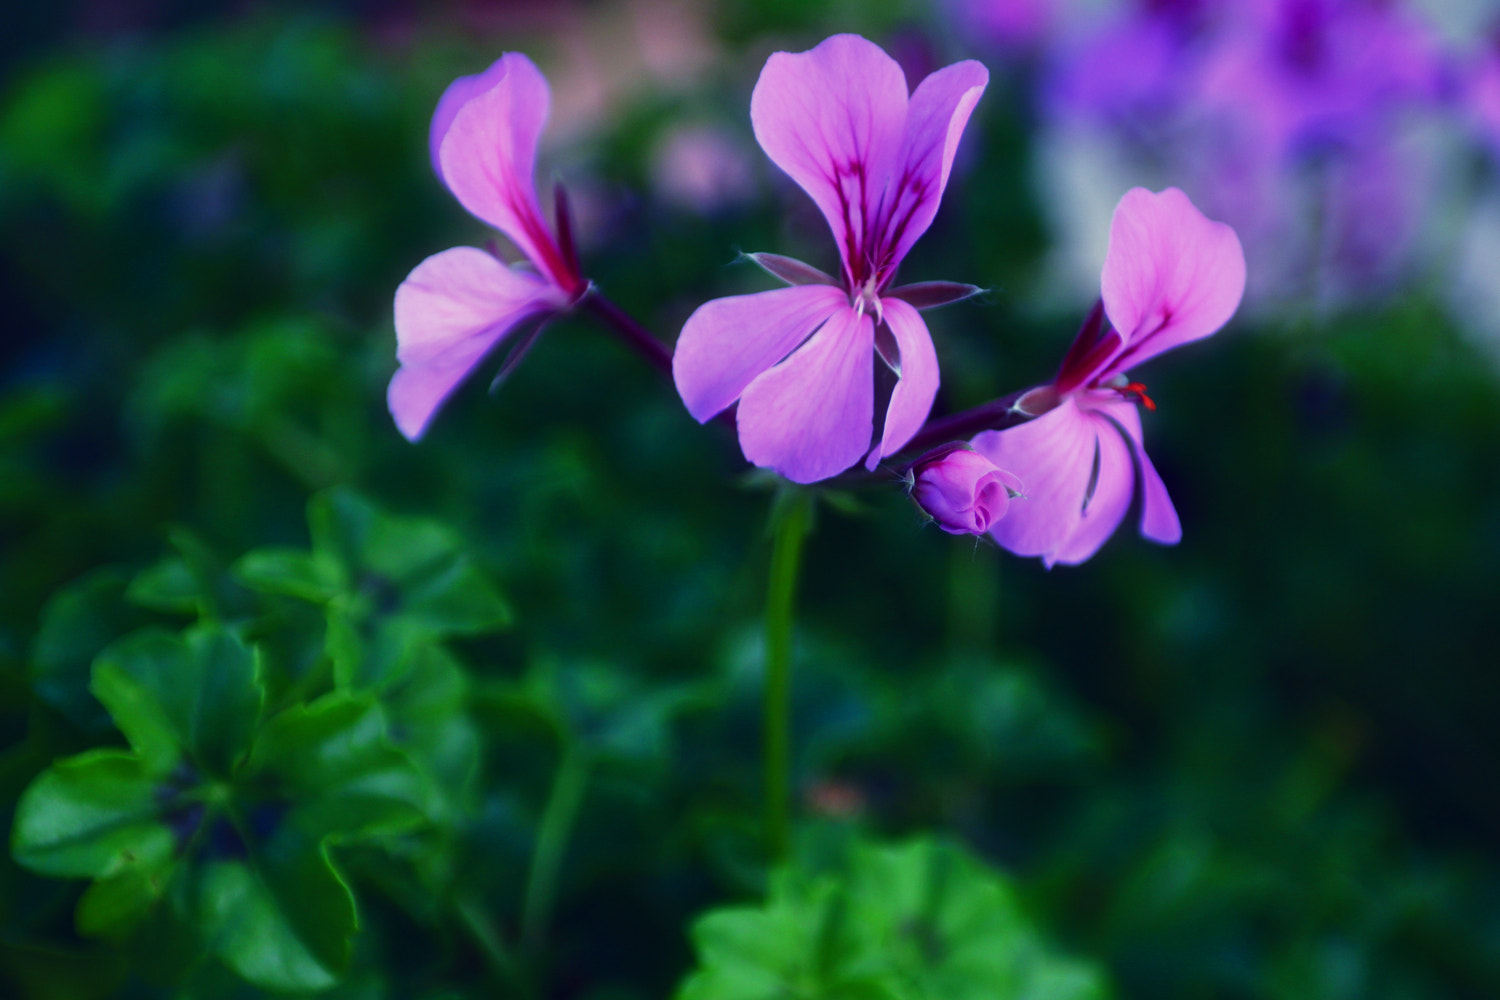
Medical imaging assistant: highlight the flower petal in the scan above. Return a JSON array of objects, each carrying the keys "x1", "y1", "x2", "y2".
[
  {"x1": 429, "y1": 56, "x2": 513, "y2": 184},
  {"x1": 672, "y1": 284, "x2": 847, "y2": 423},
  {"x1": 389, "y1": 246, "x2": 558, "y2": 441},
  {"x1": 1100, "y1": 187, "x2": 1246, "y2": 372},
  {"x1": 750, "y1": 35, "x2": 909, "y2": 282},
  {"x1": 438, "y1": 53, "x2": 574, "y2": 289},
  {"x1": 1105, "y1": 402, "x2": 1182, "y2": 545},
  {"x1": 971, "y1": 400, "x2": 1095, "y2": 561},
  {"x1": 972, "y1": 397, "x2": 1136, "y2": 566},
  {"x1": 879, "y1": 59, "x2": 988, "y2": 268},
  {"x1": 1136, "y1": 443, "x2": 1181, "y2": 544},
  {"x1": 1048, "y1": 405, "x2": 1136, "y2": 566},
  {"x1": 869, "y1": 297, "x2": 938, "y2": 467},
  {"x1": 737, "y1": 306, "x2": 874, "y2": 483}
]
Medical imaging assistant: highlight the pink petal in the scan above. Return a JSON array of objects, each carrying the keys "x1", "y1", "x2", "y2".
[
  {"x1": 868, "y1": 296, "x2": 938, "y2": 467},
  {"x1": 750, "y1": 35, "x2": 909, "y2": 283},
  {"x1": 1100, "y1": 187, "x2": 1246, "y2": 373},
  {"x1": 971, "y1": 400, "x2": 1097, "y2": 562},
  {"x1": 390, "y1": 246, "x2": 559, "y2": 441},
  {"x1": 1136, "y1": 444, "x2": 1181, "y2": 544},
  {"x1": 672, "y1": 284, "x2": 847, "y2": 423},
  {"x1": 737, "y1": 306, "x2": 874, "y2": 483},
  {"x1": 1106, "y1": 402, "x2": 1181, "y2": 545},
  {"x1": 972, "y1": 398, "x2": 1135, "y2": 566},
  {"x1": 1048, "y1": 406, "x2": 1136, "y2": 566},
  {"x1": 429, "y1": 56, "x2": 513, "y2": 184},
  {"x1": 438, "y1": 53, "x2": 575, "y2": 290},
  {"x1": 878, "y1": 59, "x2": 988, "y2": 269}
]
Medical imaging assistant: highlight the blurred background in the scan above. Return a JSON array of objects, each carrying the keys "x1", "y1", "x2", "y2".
[{"x1": 3, "y1": 0, "x2": 1500, "y2": 998}]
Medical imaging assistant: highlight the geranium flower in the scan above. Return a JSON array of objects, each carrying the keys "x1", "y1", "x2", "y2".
[
  {"x1": 971, "y1": 187, "x2": 1245, "y2": 566},
  {"x1": 672, "y1": 34, "x2": 988, "y2": 484},
  {"x1": 390, "y1": 53, "x2": 587, "y2": 441}
]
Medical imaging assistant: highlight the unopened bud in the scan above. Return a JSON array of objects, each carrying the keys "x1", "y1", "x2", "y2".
[{"x1": 909, "y1": 444, "x2": 1023, "y2": 536}]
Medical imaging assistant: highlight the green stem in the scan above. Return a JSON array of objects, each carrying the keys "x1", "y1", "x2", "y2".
[
  {"x1": 521, "y1": 747, "x2": 591, "y2": 950},
  {"x1": 455, "y1": 895, "x2": 530, "y2": 996},
  {"x1": 764, "y1": 489, "x2": 812, "y2": 861}
]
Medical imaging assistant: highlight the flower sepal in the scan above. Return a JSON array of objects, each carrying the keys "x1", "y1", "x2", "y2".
[{"x1": 884, "y1": 281, "x2": 985, "y2": 310}]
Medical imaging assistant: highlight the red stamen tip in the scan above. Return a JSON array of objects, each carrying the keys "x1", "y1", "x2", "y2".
[{"x1": 1123, "y1": 382, "x2": 1157, "y2": 411}]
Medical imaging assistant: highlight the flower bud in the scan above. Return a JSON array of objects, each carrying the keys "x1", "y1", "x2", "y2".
[{"x1": 909, "y1": 444, "x2": 1023, "y2": 536}]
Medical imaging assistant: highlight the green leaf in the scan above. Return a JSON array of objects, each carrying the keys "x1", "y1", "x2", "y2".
[
  {"x1": 11, "y1": 749, "x2": 174, "y2": 879},
  {"x1": 198, "y1": 830, "x2": 355, "y2": 993},
  {"x1": 675, "y1": 839, "x2": 1113, "y2": 1000},
  {"x1": 126, "y1": 557, "x2": 202, "y2": 615},
  {"x1": 536, "y1": 658, "x2": 703, "y2": 767},
  {"x1": 309, "y1": 487, "x2": 510, "y2": 634},
  {"x1": 91, "y1": 625, "x2": 264, "y2": 777},
  {"x1": 234, "y1": 547, "x2": 345, "y2": 603},
  {"x1": 248, "y1": 693, "x2": 427, "y2": 838},
  {"x1": 30, "y1": 568, "x2": 150, "y2": 732},
  {"x1": 76, "y1": 848, "x2": 178, "y2": 937},
  {"x1": 400, "y1": 556, "x2": 511, "y2": 634},
  {"x1": 310, "y1": 488, "x2": 453, "y2": 582},
  {"x1": 381, "y1": 644, "x2": 479, "y2": 825}
]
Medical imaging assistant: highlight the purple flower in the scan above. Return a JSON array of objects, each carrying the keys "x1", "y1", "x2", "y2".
[
  {"x1": 390, "y1": 53, "x2": 587, "y2": 441},
  {"x1": 909, "y1": 444, "x2": 1022, "y2": 536},
  {"x1": 672, "y1": 34, "x2": 988, "y2": 484},
  {"x1": 971, "y1": 187, "x2": 1244, "y2": 566}
]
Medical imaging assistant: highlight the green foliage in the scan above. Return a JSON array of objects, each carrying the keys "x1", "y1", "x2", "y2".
[
  {"x1": 237, "y1": 488, "x2": 511, "y2": 691},
  {"x1": 678, "y1": 837, "x2": 1110, "y2": 1000},
  {"x1": 11, "y1": 613, "x2": 431, "y2": 991},
  {"x1": 8, "y1": 483, "x2": 503, "y2": 993}
]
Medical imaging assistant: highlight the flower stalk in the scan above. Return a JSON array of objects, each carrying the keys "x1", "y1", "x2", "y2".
[{"x1": 763, "y1": 488, "x2": 812, "y2": 860}]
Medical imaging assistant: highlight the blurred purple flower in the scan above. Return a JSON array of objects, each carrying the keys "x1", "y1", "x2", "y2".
[
  {"x1": 950, "y1": 0, "x2": 1056, "y2": 52},
  {"x1": 972, "y1": 187, "x2": 1244, "y2": 566},
  {"x1": 672, "y1": 34, "x2": 987, "y2": 483},
  {"x1": 1195, "y1": 0, "x2": 1440, "y2": 155},
  {"x1": 650, "y1": 123, "x2": 756, "y2": 214},
  {"x1": 909, "y1": 443, "x2": 1022, "y2": 535},
  {"x1": 390, "y1": 53, "x2": 587, "y2": 441},
  {"x1": 1467, "y1": 38, "x2": 1500, "y2": 158},
  {"x1": 1040, "y1": 0, "x2": 1441, "y2": 310}
]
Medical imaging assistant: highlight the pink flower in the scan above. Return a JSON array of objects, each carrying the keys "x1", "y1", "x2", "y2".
[
  {"x1": 672, "y1": 34, "x2": 988, "y2": 484},
  {"x1": 971, "y1": 187, "x2": 1245, "y2": 566},
  {"x1": 390, "y1": 53, "x2": 587, "y2": 441},
  {"x1": 909, "y1": 444, "x2": 1022, "y2": 536}
]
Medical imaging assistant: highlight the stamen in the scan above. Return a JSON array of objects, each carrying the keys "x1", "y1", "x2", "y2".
[
  {"x1": 1105, "y1": 375, "x2": 1157, "y2": 410},
  {"x1": 1122, "y1": 382, "x2": 1157, "y2": 411}
]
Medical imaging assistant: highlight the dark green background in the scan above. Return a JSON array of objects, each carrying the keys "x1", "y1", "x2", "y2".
[{"x1": 2, "y1": 1, "x2": 1498, "y2": 998}]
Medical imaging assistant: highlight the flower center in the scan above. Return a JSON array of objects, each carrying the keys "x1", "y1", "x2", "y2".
[{"x1": 852, "y1": 274, "x2": 884, "y2": 325}]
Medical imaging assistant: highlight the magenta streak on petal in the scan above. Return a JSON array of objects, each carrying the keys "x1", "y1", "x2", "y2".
[
  {"x1": 1057, "y1": 327, "x2": 1123, "y2": 395},
  {"x1": 1099, "y1": 308, "x2": 1176, "y2": 378},
  {"x1": 511, "y1": 187, "x2": 581, "y2": 295},
  {"x1": 1098, "y1": 187, "x2": 1246, "y2": 373},
  {"x1": 438, "y1": 53, "x2": 582, "y2": 296},
  {"x1": 749, "y1": 35, "x2": 909, "y2": 290},
  {"x1": 1053, "y1": 299, "x2": 1106, "y2": 392},
  {"x1": 872, "y1": 166, "x2": 931, "y2": 282}
]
